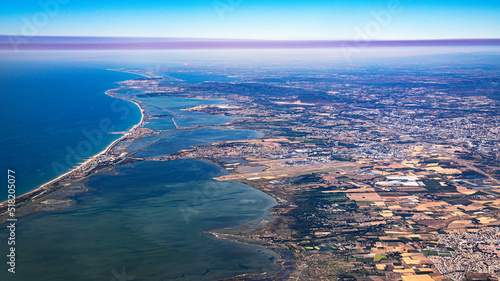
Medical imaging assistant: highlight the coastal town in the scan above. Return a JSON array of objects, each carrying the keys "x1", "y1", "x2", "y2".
[{"x1": 2, "y1": 63, "x2": 500, "y2": 281}]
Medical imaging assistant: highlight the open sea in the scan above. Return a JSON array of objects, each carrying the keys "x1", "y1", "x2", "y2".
[
  {"x1": 0, "y1": 60, "x2": 279, "y2": 280},
  {"x1": 0, "y1": 61, "x2": 143, "y2": 201}
]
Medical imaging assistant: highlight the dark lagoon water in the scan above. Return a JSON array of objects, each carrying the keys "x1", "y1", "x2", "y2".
[
  {"x1": 0, "y1": 62, "x2": 279, "y2": 280},
  {"x1": 0, "y1": 160, "x2": 278, "y2": 281}
]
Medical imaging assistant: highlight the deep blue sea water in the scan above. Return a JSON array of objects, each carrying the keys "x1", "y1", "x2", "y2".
[
  {"x1": 0, "y1": 61, "x2": 279, "y2": 280},
  {"x1": 0, "y1": 61, "x2": 142, "y2": 201}
]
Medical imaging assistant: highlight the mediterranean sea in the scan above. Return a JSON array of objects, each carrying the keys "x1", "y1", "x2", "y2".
[{"x1": 0, "y1": 60, "x2": 142, "y2": 201}]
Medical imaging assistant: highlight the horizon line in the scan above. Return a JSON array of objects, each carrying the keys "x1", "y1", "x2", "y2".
[{"x1": 1, "y1": 36, "x2": 500, "y2": 50}]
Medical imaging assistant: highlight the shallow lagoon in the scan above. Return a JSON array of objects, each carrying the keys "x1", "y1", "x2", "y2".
[{"x1": 0, "y1": 160, "x2": 279, "y2": 281}]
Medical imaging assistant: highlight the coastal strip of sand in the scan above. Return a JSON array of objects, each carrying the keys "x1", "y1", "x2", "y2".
[{"x1": 0, "y1": 86, "x2": 146, "y2": 216}]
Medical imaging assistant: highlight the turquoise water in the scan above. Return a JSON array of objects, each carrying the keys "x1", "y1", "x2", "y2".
[
  {"x1": 0, "y1": 64, "x2": 278, "y2": 280},
  {"x1": 0, "y1": 61, "x2": 142, "y2": 200},
  {"x1": 133, "y1": 127, "x2": 263, "y2": 158},
  {"x1": 130, "y1": 95, "x2": 262, "y2": 158},
  {"x1": 137, "y1": 96, "x2": 237, "y2": 129}
]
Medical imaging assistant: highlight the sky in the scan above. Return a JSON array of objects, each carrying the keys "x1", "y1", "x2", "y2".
[{"x1": 1, "y1": 0, "x2": 499, "y2": 40}]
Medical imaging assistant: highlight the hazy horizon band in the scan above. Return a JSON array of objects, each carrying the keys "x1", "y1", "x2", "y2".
[{"x1": 1, "y1": 36, "x2": 500, "y2": 50}]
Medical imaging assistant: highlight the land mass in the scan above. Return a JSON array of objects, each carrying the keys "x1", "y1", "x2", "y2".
[{"x1": 2, "y1": 61, "x2": 500, "y2": 281}]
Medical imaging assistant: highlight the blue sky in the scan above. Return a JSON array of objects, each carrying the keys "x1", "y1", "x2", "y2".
[{"x1": 1, "y1": 0, "x2": 499, "y2": 40}]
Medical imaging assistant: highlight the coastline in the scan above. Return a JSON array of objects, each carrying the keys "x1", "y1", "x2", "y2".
[
  {"x1": 0, "y1": 84, "x2": 145, "y2": 217},
  {"x1": 105, "y1": 73, "x2": 290, "y2": 280},
  {"x1": 38, "y1": 93, "x2": 145, "y2": 191},
  {"x1": 0, "y1": 70, "x2": 294, "y2": 280}
]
